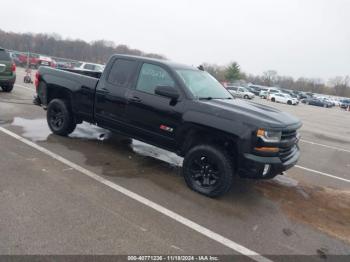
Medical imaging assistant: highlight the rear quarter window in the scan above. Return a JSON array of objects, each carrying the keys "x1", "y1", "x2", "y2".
[{"x1": 0, "y1": 50, "x2": 11, "y2": 61}]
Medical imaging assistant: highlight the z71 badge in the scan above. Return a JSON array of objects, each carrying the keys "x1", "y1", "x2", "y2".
[{"x1": 160, "y1": 124, "x2": 174, "y2": 132}]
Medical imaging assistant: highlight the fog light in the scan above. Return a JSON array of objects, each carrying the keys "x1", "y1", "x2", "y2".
[{"x1": 263, "y1": 164, "x2": 271, "y2": 176}]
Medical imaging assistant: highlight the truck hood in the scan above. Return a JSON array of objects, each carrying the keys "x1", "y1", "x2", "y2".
[{"x1": 197, "y1": 99, "x2": 301, "y2": 129}]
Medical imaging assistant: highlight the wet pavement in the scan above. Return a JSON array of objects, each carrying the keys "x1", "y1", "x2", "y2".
[{"x1": 0, "y1": 68, "x2": 349, "y2": 257}]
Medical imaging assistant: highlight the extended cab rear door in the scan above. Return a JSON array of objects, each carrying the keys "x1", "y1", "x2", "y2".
[{"x1": 94, "y1": 58, "x2": 140, "y2": 132}]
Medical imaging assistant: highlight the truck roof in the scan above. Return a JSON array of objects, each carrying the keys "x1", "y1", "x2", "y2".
[{"x1": 111, "y1": 54, "x2": 196, "y2": 70}]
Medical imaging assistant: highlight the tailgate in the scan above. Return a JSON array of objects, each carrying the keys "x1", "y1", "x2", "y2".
[{"x1": 0, "y1": 60, "x2": 12, "y2": 76}]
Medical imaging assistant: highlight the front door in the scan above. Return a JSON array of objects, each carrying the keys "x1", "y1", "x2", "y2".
[{"x1": 125, "y1": 63, "x2": 183, "y2": 149}]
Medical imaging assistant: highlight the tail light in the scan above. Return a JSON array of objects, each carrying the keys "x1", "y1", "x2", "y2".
[
  {"x1": 34, "y1": 71, "x2": 40, "y2": 90},
  {"x1": 11, "y1": 63, "x2": 16, "y2": 72}
]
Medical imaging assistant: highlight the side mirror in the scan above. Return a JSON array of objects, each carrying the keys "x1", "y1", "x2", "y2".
[{"x1": 155, "y1": 85, "x2": 179, "y2": 100}]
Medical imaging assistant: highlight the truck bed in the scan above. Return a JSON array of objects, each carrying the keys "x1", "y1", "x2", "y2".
[{"x1": 36, "y1": 66, "x2": 101, "y2": 121}]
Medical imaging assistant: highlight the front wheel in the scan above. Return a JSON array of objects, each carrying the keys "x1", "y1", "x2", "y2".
[
  {"x1": 244, "y1": 95, "x2": 249, "y2": 99},
  {"x1": 271, "y1": 98, "x2": 275, "y2": 102},
  {"x1": 47, "y1": 99, "x2": 76, "y2": 136},
  {"x1": 182, "y1": 144, "x2": 234, "y2": 197},
  {"x1": 287, "y1": 100, "x2": 292, "y2": 105}
]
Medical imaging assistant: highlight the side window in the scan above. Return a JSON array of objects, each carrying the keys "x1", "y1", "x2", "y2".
[
  {"x1": 136, "y1": 63, "x2": 174, "y2": 95},
  {"x1": 107, "y1": 59, "x2": 138, "y2": 87}
]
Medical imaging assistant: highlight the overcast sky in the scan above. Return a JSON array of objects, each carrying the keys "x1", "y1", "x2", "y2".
[{"x1": 2, "y1": 0, "x2": 349, "y2": 79}]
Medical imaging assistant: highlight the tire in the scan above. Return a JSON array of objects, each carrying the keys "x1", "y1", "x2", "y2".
[
  {"x1": 47, "y1": 99, "x2": 76, "y2": 136},
  {"x1": 182, "y1": 144, "x2": 234, "y2": 197},
  {"x1": 306, "y1": 101, "x2": 309, "y2": 105},
  {"x1": 287, "y1": 100, "x2": 292, "y2": 105},
  {"x1": 271, "y1": 98, "x2": 275, "y2": 102},
  {"x1": 323, "y1": 104, "x2": 327, "y2": 108},
  {"x1": 2, "y1": 84, "x2": 14, "y2": 92},
  {"x1": 244, "y1": 95, "x2": 249, "y2": 99}
]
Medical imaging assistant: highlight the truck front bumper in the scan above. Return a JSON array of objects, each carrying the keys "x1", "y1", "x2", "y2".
[{"x1": 238, "y1": 148, "x2": 300, "y2": 179}]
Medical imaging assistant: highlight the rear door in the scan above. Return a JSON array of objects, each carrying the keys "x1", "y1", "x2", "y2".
[{"x1": 94, "y1": 58, "x2": 139, "y2": 132}]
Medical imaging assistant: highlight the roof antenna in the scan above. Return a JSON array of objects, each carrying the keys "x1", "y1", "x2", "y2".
[{"x1": 197, "y1": 65, "x2": 204, "y2": 71}]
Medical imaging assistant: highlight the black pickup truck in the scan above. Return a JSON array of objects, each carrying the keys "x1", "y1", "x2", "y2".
[{"x1": 34, "y1": 55, "x2": 302, "y2": 197}]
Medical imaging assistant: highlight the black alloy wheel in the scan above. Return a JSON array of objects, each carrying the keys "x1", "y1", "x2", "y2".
[
  {"x1": 47, "y1": 99, "x2": 76, "y2": 136},
  {"x1": 183, "y1": 144, "x2": 234, "y2": 197}
]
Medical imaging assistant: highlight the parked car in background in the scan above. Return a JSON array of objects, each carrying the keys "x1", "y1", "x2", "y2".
[
  {"x1": 74, "y1": 62, "x2": 104, "y2": 72},
  {"x1": 259, "y1": 90, "x2": 268, "y2": 99},
  {"x1": 0, "y1": 47, "x2": 16, "y2": 92},
  {"x1": 227, "y1": 86, "x2": 255, "y2": 99},
  {"x1": 16, "y1": 53, "x2": 40, "y2": 68},
  {"x1": 280, "y1": 89, "x2": 299, "y2": 100},
  {"x1": 246, "y1": 86, "x2": 261, "y2": 96},
  {"x1": 340, "y1": 99, "x2": 350, "y2": 109},
  {"x1": 321, "y1": 97, "x2": 335, "y2": 107},
  {"x1": 56, "y1": 61, "x2": 73, "y2": 69},
  {"x1": 297, "y1": 92, "x2": 309, "y2": 100},
  {"x1": 37, "y1": 56, "x2": 56, "y2": 68},
  {"x1": 302, "y1": 97, "x2": 333, "y2": 108},
  {"x1": 270, "y1": 93, "x2": 298, "y2": 105},
  {"x1": 266, "y1": 88, "x2": 280, "y2": 99},
  {"x1": 9, "y1": 52, "x2": 22, "y2": 66}
]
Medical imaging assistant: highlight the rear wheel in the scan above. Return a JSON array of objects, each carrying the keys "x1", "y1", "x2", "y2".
[
  {"x1": 47, "y1": 99, "x2": 76, "y2": 136},
  {"x1": 244, "y1": 95, "x2": 249, "y2": 99},
  {"x1": 182, "y1": 144, "x2": 234, "y2": 197},
  {"x1": 2, "y1": 84, "x2": 14, "y2": 92},
  {"x1": 287, "y1": 100, "x2": 292, "y2": 105}
]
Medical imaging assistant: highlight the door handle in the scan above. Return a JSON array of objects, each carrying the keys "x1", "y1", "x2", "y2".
[{"x1": 129, "y1": 96, "x2": 142, "y2": 103}]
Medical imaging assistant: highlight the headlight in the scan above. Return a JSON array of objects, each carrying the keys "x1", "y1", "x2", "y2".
[{"x1": 257, "y1": 129, "x2": 282, "y2": 142}]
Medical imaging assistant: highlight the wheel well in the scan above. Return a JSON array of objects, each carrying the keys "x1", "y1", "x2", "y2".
[
  {"x1": 179, "y1": 127, "x2": 239, "y2": 166},
  {"x1": 47, "y1": 85, "x2": 72, "y2": 108}
]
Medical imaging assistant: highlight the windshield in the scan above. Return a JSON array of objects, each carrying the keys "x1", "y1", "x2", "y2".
[{"x1": 176, "y1": 69, "x2": 232, "y2": 99}]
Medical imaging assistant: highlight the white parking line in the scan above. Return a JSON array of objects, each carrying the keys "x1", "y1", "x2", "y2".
[
  {"x1": 300, "y1": 139, "x2": 350, "y2": 153},
  {"x1": 295, "y1": 165, "x2": 350, "y2": 183},
  {"x1": 0, "y1": 126, "x2": 271, "y2": 262}
]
